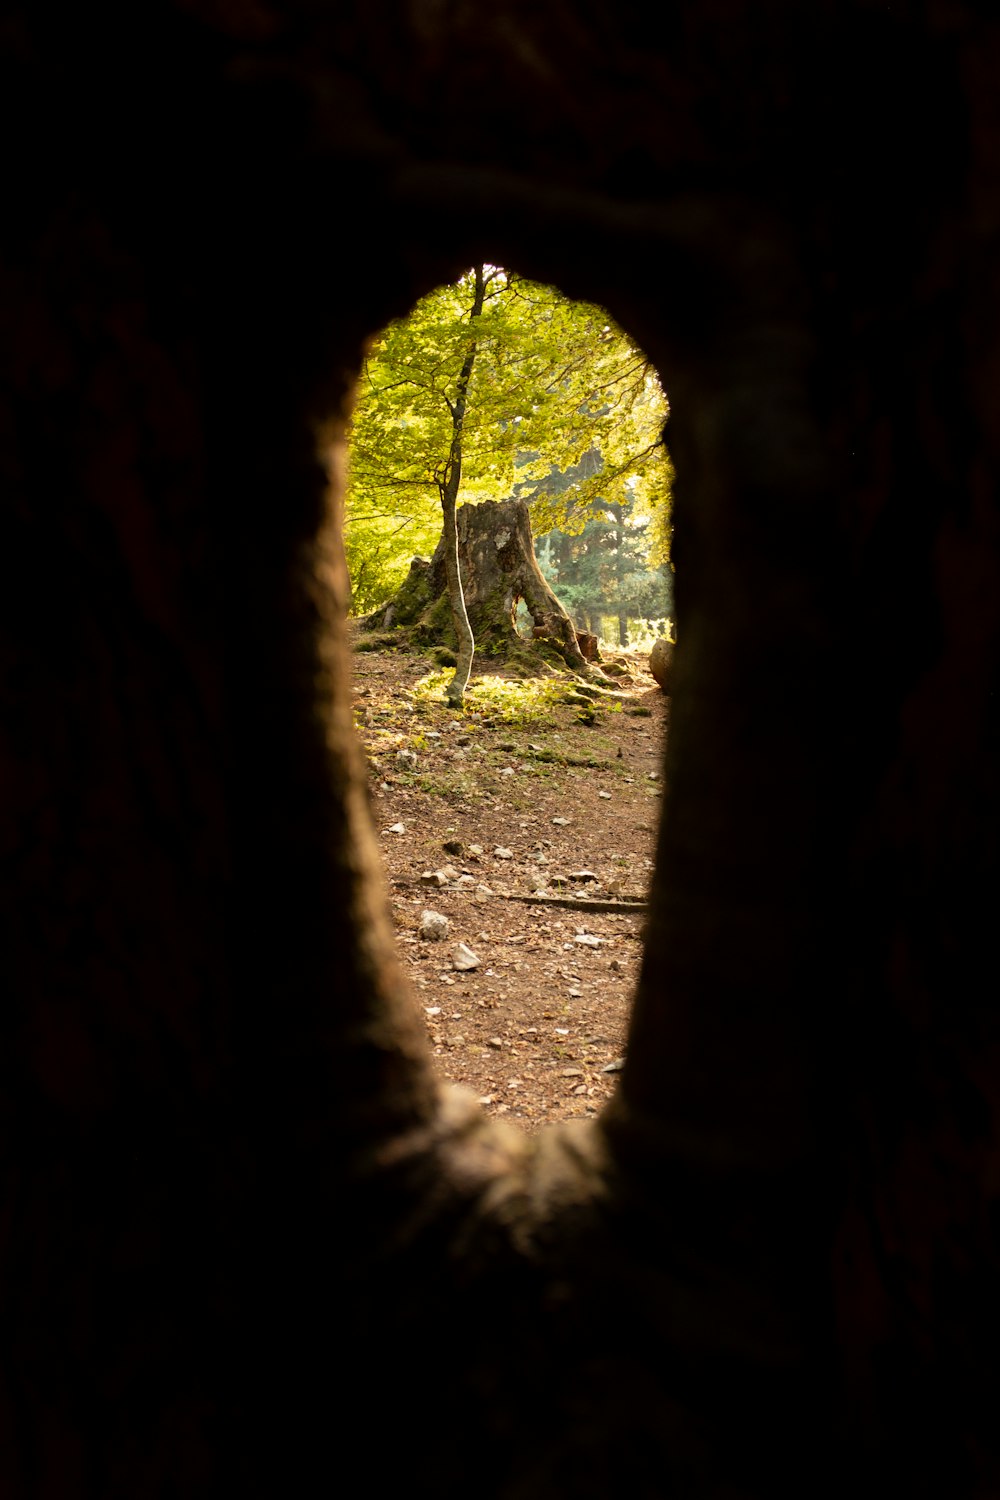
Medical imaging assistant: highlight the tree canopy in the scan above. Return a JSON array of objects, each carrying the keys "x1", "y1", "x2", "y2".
[{"x1": 344, "y1": 268, "x2": 671, "y2": 616}]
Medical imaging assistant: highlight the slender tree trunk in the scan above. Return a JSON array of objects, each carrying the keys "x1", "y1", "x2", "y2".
[
  {"x1": 440, "y1": 479, "x2": 475, "y2": 705},
  {"x1": 439, "y1": 266, "x2": 486, "y2": 708},
  {"x1": 612, "y1": 502, "x2": 628, "y2": 645}
]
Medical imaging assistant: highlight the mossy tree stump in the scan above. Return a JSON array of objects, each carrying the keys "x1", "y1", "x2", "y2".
[{"x1": 362, "y1": 497, "x2": 590, "y2": 672}]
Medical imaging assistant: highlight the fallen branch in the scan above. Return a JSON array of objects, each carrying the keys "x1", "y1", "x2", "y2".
[
  {"x1": 391, "y1": 877, "x2": 647, "y2": 913},
  {"x1": 501, "y1": 893, "x2": 648, "y2": 913}
]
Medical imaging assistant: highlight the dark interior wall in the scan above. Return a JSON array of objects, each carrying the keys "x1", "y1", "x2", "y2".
[{"x1": 2, "y1": 3, "x2": 999, "y2": 1496}]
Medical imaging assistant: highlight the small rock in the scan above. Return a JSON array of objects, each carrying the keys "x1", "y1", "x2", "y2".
[
  {"x1": 439, "y1": 864, "x2": 460, "y2": 882},
  {"x1": 488, "y1": 1037, "x2": 504, "y2": 1049},
  {"x1": 551, "y1": 816, "x2": 571, "y2": 827},
  {"x1": 499, "y1": 767, "x2": 515, "y2": 777},
  {"x1": 568, "y1": 987, "x2": 583, "y2": 998},
  {"x1": 499, "y1": 742, "x2": 516, "y2": 753},
  {"x1": 468, "y1": 844, "x2": 483, "y2": 857},
  {"x1": 421, "y1": 869, "x2": 447, "y2": 887},
  {"x1": 649, "y1": 637, "x2": 674, "y2": 693},
  {"x1": 493, "y1": 847, "x2": 514, "y2": 860},
  {"x1": 475, "y1": 883, "x2": 494, "y2": 898},
  {"x1": 419, "y1": 910, "x2": 450, "y2": 941},
  {"x1": 568, "y1": 870, "x2": 599, "y2": 883},
  {"x1": 455, "y1": 874, "x2": 477, "y2": 891},
  {"x1": 387, "y1": 822, "x2": 406, "y2": 834},
  {"x1": 574, "y1": 933, "x2": 604, "y2": 947},
  {"x1": 396, "y1": 749, "x2": 418, "y2": 770},
  {"x1": 598, "y1": 790, "x2": 612, "y2": 799},
  {"x1": 560, "y1": 1068, "x2": 584, "y2": 1078},
  {"x1": 602, "y1": 1058, "x2": 626, "y2": 1074},
  {"x1": 451, "y1": 943, "x2": 481, "y2": 971}
]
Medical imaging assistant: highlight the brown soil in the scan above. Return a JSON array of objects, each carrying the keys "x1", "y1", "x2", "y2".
[{"x1": 352, "y1": 634, "x2": 668, "y2": 1130}]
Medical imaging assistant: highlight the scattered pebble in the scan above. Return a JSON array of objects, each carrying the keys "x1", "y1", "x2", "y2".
[
  {"x1": 419, "y1": 910, "x2": 450, "y2": 941},
  {"x1": 451, "y1": 943, "x2": 481, "y2": 971}
]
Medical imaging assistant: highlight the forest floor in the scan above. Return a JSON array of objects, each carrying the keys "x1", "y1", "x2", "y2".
[{"x1": 351, "y1": 628, "x2": 669, "y2": 1131}]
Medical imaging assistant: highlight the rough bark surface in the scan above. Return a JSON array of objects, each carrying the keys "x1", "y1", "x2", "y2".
[
  {"x1": 2, "y1": 3, "x2": 999, "y2": 1498},
  {"x1": 366, "y1": 496, "x2": 591, "y2": 671}
]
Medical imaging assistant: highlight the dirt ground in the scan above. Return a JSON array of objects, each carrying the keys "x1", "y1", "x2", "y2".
[{"x1": 352, "y1": 633, "x2": 668, "y2": 1130}]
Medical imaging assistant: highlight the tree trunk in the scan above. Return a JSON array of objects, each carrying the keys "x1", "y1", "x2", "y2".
[
  {"x1": 437, "y1": 265, "x2": 485, "y2": 708},
  {"x1": 611, "y1": 501, "x2": 629, "y2": 645},
  {"x1": 365, "y1": 496, "x2": 592, "y2": 673},
  {"x1": 440, "y1": 476, "x2": 475, "y2": 703}
]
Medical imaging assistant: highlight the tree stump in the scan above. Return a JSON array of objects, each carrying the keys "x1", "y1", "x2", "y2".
[{"x1": 363, "y1": 497, "x2": 590, "y2": 672}]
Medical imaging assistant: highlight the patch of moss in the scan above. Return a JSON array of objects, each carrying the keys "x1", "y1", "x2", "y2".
[
  {"x1": 354, "y1": 633, "x2": 401, "y2": 653},
  {"x1": 392, "y1": 558, "x2": 434, "y2": 624}
]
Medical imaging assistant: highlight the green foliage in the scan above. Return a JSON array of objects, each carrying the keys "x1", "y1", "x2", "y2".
[
  {"x1": 537, "y1": 498, "x2": 674, "y2": 644},
  {"x1": 344, "y1": 267, "x2": 672, "y2": 614}
]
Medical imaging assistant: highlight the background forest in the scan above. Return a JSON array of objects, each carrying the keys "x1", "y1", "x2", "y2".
[{"x1": 344, "y1": 268, "x2": 675, "y2": 647}]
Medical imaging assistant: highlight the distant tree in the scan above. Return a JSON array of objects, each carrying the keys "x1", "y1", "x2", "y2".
[{"x1": 540, "y1": 498, "x2": 672, "y2": 645}]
